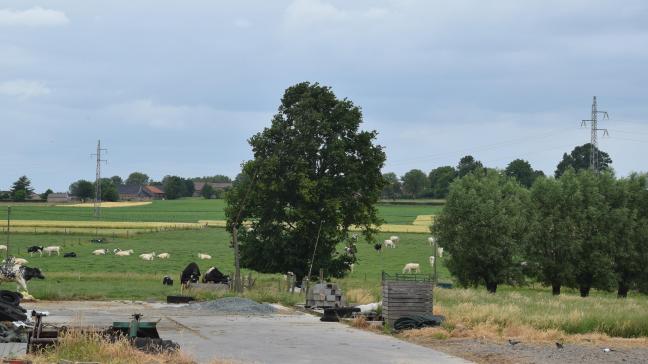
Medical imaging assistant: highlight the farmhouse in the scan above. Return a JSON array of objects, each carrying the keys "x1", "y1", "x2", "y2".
[
  {"x1": 193, "y1": 182, "x2": 232, "y2": 197},
  {"x1": 143, "y1": 185, "x2": 165, "y2": 199},
  {"x1": 47, "y1": 192, "x2": 73, "y2": 203},
  {"x1": 118, "y1": 185, "x2": 165, "y2": 201}
]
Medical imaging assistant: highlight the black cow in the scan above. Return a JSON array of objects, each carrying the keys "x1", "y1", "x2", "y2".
[
  {"x1": 0, "y1": 261, "x2": 45, "y2": 292},
  {"x1": 27, "y1": 246, "x2": 44, "y2": 257},
  {"x1": 63, "y1": 252, "x2": 77, "y2": 258},
  {"x1": 162, "y1": 276, "x2": 174, "y2": 286},
  {"x1": 202, "y1": 266, "x2": 229, "y2": 284},
  {"x1": 180, "y1": 262, "x2": 201, "y2": 285}
]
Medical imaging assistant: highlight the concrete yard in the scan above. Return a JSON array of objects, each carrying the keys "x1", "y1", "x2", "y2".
[{"x1": 24, "y1": 300, "x2": 472, "y2": 364}]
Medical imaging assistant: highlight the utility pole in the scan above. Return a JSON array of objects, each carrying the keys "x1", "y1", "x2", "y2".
[
  {"x1": 581, "y1": 96, "x2": 609, "y2": 172},
  {"x1": 91, "y1": 140, "x2": 108, "y2": 218},
  {"x1": 232, "y1": 226, "x2": 242, "y2": 293}
]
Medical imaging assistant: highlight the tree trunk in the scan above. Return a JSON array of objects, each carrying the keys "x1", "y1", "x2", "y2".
[
  {"x1": 552, "y1": 283, "x2": 561, "y2": 296},
  {"x1": 485, "y1": 281, "x2": 498, "y2": 293},
  {"x1": 618, "y1": 282, "x2": 629, "y2": 298},
  {"x1": 579, "y1": 285, "x2": 590, "y2": 297}
]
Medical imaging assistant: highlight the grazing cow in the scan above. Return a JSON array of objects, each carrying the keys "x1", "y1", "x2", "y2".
[
  {"x1": 402, "y1": 263, "x2": 420, "y2": 274},
  {"x1": 162, "y1": 276, "x2": 174, "y2": 286},
  {"x1": 139, "y1": 252, "x2": 156, "y2": 261},
  {"x1": 13, "y1": 258, "x2": 28, "y2": 265},
  {"x1": 389, "y1": 236, "x2": 400, "y2": 245},
  {"x1": 202, "y1": 266, "x2": 229, "y2": 284},
  {"x1": 197, "y1": 253, "x2": 212, "y2": 260},
  {"x1": 92, "y1": 249, "x2": 107, "y2": 256},
  {"x1": 0, "y1": 245, "x2": 6, "y2": 252},
  {"x1": 437, "y1": 247, "x2": 444, "y2": 257},
  {"x1": 115, "y1": 249, "x2": 133, "y2": 256},
  {"x1": 374, "y1": 243, "x2": 383, "y2": 252},
  {"x1": 427, "y1": 237, "x2": 435, "y2": 246},
  {"x1": 429, "y1": 256, "x2": 435, "y2": 267},
  {"x1": 43, "y1": 246, "x2": 61, "y2": 256},
  {"x1": 27, "y1": 246, "x2": 44, "y2": 256},
  {"x1": 180, "y1": 262, "x2": 201, "y2": 285},
  {"x1": 0, "y1": 259, "x2": 45, "y2": 292},
  {"x1": 64, "y1": 252, "x2": 77, "y2": 258},
  {"x1": 157, "y1": 253, "x2": 170, "y2": 259},
  {"x1": 383, "y1": 239, "x2": 396, "y2": 249},
  {"x1": 112, "y1": 248, "x2": 121, "y2": 254}
]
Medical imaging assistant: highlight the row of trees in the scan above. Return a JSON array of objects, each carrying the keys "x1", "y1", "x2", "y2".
[
  {"x1": 382, "y1": 143, "x2": 611, "y2": 200},
  {"x1": 433, "y1": 167, "x2": 646, "y2": 297},
  {"x1": 0, "y1": 175, "x2": 53, "y2": 201}
]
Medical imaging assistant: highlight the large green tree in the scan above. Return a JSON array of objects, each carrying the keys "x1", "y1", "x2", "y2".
[
  {"x1": 69, "y1": 180, "x2": 94, "y2": 201},
  {"x1": 526, "y1": 173, "x2": 581, "y2": 295},
  {"x1": 162, "y1": 176, "x2": 188, "y2": 200},
  {"x1": 110, "y1": 175, "x2": 124, "y2": 186},
  {"x1": 401, "y1": 169, "x2": 428, "y2": 198},
  {"x1": 191, "y1": 175, "x2": 232, "y2": 183},
  {"x1": 95, "y1": 178, "x2": 119, "y2": 202},
  {"x1": 125, "y1": 172, "x2": 150, "y2": 186},
  {"x1": 569, "y1": 170, "x2": 615, "y2": 297},
  {"x1": 428, "y1": 166, "x2": 457, "y2": 198},
  {"x1": 457, "y1": 155, "x2": 483, "y2": 177},
  {"x1": 225, "y1": 82, "x2": 385, "y2": 281},
  {"x1": 10, "y1": 175, "x2": 34, "y2": 201},
  {"x1": 381, "y1": 172, "x2": 401, "y2": 200},
  {"x1": 432, "y1": 170, "x2": 529, "y2": 293},
  {"x1": 555, "y1": 143, "x2": 612, "y2": 178}
]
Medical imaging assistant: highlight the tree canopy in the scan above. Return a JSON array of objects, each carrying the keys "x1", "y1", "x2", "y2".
[
  {"x1": 225, "y1": 82, "x2": 385, "y2": 281},
  {"x1": 428, "y1": 166, "x2": 457, "y2": 198},
  {"x1": 457, "y1": 155, "x2": 483, "y2": 177},
  {"x1": 433, "y1": 169, "x2": 529, "y2": 293},
  {"x1": 69, "y1": 179, "x2": 94, "y2": 201},
  {"x1": 162, "y1": 175, "x2": 192, "y2": 200},
  {"x1": 555, "y1": 143, "x2": 612, "y2": 178},
  {"x1": 381, "y1": 173, "x2": 401, "y2": 200},
  {"x1": 125, "y1": 172, "x2": 150, "y2": 186},
  {"x1": 401, "y1": 169, "x2": 428, "y2": 198},
  {"x1": 10, "y1": 175, "x2": 34, "y2": 201},
  {"x1": 505, "y1": 159, "x2": 544, "y2": 188}
]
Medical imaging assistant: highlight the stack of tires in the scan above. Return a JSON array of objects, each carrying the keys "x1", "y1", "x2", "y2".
[{"x1": 0, "y1": 290, "x2": 27, "y2": 322}]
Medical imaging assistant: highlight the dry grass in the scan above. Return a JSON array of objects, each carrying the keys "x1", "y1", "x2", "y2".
[
  {"x1": 59, "y1": 202, "x2": 153, "y2": 208},
  {"x1": 346, "y1": 288, "x2": 377, "y2": 304},
  {"x1": 27, "y1": 330, "x2": 196, "y2": 364}
]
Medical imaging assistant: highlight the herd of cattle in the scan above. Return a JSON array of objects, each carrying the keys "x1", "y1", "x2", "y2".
[{"x1": 369, "y1": 235, "x2": 444, "y2": 274}]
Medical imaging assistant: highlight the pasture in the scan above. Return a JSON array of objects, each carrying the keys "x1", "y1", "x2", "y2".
[{"x1": 2, "y1": 228, "x2": 648, "y2": 339}]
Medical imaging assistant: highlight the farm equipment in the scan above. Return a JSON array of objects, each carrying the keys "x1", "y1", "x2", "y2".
[{"x1": 106, "y1": 314, "x2": 178, "y2": 353}]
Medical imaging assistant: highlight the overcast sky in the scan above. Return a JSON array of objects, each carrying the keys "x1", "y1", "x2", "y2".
[{"x1": 1, "y1": 1, "x2": 647, "y2": 192}]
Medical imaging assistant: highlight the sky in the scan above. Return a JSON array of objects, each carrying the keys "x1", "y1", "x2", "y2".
[{"x1": 1, "y1": 0, "x2": 647, "y2": 192}]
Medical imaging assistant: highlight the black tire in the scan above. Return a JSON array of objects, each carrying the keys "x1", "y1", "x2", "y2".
[
  {"x1": 0, "y1": 290, "x2": 22, "y2": 306},
  {"x1": 0, "y1": 302, "x2": 27, "y2": 322},
  {"x1": 133, "y1": 337, "x2": 179, "y2": 353}
]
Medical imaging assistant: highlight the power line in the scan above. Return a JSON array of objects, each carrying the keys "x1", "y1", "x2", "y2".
[{"x1": 90, "y1": 140, "x2": 108, "y2": 218}]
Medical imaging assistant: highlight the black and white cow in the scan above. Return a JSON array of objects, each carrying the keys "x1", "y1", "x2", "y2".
[
  {"x1": 202, "y1": 266, "x2": 229, "y2": 284},
  {"x1": 0, "y1": 258, "x2": 45, "y2": 292},
  {"x1": 27, "y1": 246, "x2": 44, "y2": 257},
  {"x1": 162, "y1": 276, "x2": 174, "y2": 286},
  {"x1": 180, "y1": 262, "x2": 201, "y2": 285}
]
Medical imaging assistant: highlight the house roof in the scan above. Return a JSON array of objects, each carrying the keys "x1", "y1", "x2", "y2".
[
  {"x1": 48, "y1": 192, "x2": 69, "y2": 198},
  {"x1": 144, "y1": 185, "x2": 164, "y2": 194},
  {"x1": 118, "y1": 185, "x2": 142, "y2": 195}
]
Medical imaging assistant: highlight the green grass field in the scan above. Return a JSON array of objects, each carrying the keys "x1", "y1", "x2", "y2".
[{"x1": 0, "y1": 199, "x2": 441, "y2": 225}]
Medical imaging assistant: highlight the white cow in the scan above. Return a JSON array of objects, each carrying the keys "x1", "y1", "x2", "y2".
[
  {"x1": 0, "y1": 245, "x2": 6, "y2": 251},
  {"x1": 350, "y1": 263, "x2": 355, "y2": 273},
  {"x1": 139, "y1": 252, "x2": 156, "y2": 261},
  {"x1": 157, "y1": 253, "x2": 170, "y2": 259},
  {"x1": 115, "y1": 249, "x2": 134, "y2": 256},
  {"x1": 389, "y1": 236, "x2": 400, "y2": 245},
  {"x1": 43, "y1": 246, "x2": 61, "y2": 256},
  {"x1": 437, "y1": 247, "x2": 444, "y2": 257},
  {"x1": 92, "y1": 249, "x2": 107, "y2": 256},
  {"x1": 383, "y1": 239, "x2": 396, "y2": 249},
  {"x1": 427, "y1": 237, "x2": 435, "y2": 246},
  {"x1": 13, "y1": 258, "x2": 28, "y2": 265},
  {"x1": 402, "y1": 263, "x2": 420, "y2": 274},
  {"x1": 429, "y1": 256, "x2": 435, "y2": 267},
  {"x1": 197, "y1": 253, "x2": 212, "y2": 260}
]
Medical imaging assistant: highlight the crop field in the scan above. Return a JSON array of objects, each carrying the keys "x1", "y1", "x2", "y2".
[{"x1": 0, "y1": 199, "x2": 441, "y2": 225}]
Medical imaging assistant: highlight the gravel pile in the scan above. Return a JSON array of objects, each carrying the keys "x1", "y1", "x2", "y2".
[{"x1": 192, "y1": 297, "x2": 276, "y2": 314}]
